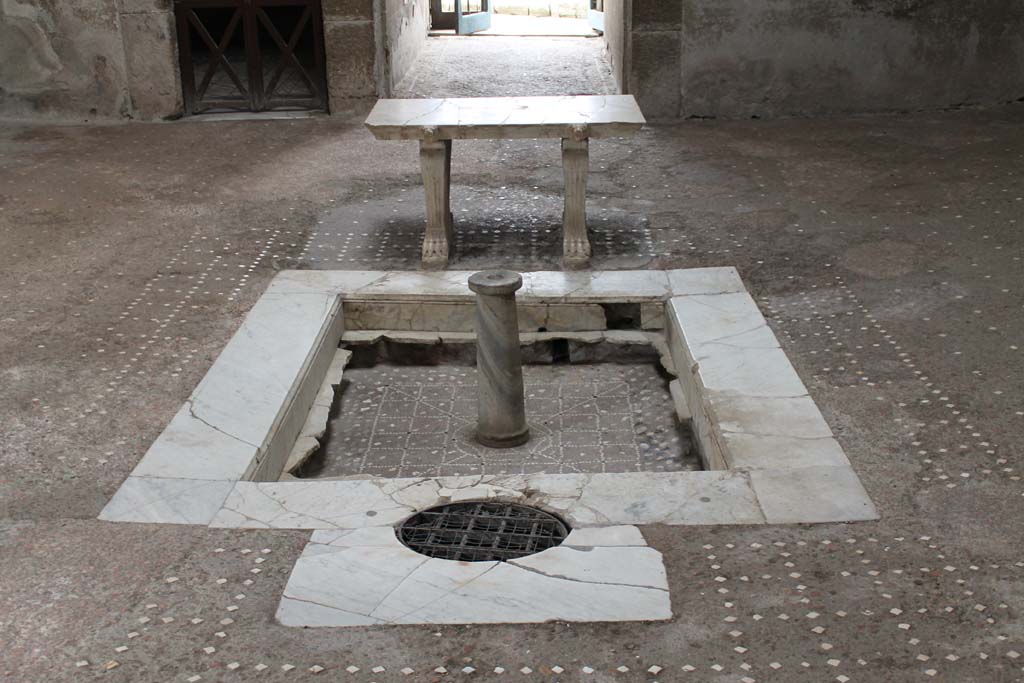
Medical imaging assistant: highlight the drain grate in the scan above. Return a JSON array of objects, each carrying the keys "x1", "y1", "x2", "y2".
[{"x1": 397, "y1": 502, "x2": 570, "y2": 562}]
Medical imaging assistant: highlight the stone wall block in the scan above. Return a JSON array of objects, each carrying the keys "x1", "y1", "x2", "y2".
[
  {"x1": 121, "y1": 10, "x2": 182, "y2": 118},
  {"x1": 118, "y1": 0, "x2": 171, "y2": 13},
  {"x1": 324, "y1": 19, "x2": 378, "y2": 110},
  {"x1": 323, "y1": 0, "x2": 375, "y2": 21}
]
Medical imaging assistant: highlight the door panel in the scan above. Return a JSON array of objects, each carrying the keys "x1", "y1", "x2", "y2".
[
  {"x1": 175, "y1": 0, "x2": 327, "y2": 114},
  {"x1": 588, "y1": 0, "x2": 604, "y2": 32},
  {"x1": 457, "y1": 0, "x2": 491, "y2": 35},
  {"x1": 430, "y1": 0, "x2": 458, "y2": 31},
  {"x1": 177, "y1": 2, "x2": 250, "y2": 113}
]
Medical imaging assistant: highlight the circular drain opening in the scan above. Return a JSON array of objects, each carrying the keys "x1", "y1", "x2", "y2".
[{"x1": 397, "y1": 501, "x2": 570, "y2": 562}]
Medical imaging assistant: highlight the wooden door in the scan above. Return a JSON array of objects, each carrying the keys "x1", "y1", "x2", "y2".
[{"x1": 175, "y1": 0, "x2": 328, "y2": 114}]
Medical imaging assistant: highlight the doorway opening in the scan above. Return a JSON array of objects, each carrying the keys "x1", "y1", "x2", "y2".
[
  {"x1": 428, "y1": 0, "x2": 599, "y2": 37},
  {"x1": 393, "y1": 0, "x2": 613, "y2": 98},
  {"x1": 174, "y1": 0, "x2": 328, "y2": 115}
]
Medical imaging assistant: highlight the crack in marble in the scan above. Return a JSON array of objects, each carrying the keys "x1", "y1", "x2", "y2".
[
  {"x1": 388, "y1": 564, "x2": 500, "y2": 623},
  {"x1": 184, "y1": 398, "x2": 260, "y2": 449},
  {"x1": 279, "y1": 595, "x2": 387, "y2": 623},
  {"x1": 506, "y1": 557, "x2": 669, "y2": 592}
]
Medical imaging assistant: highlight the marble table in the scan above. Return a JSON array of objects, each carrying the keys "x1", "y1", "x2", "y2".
[{"x1": 365, "y1": 95, "x2": 646, "y2": 269}]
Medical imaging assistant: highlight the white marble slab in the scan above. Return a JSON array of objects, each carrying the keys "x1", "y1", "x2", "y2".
[
  {"x1": 720, "y1": 433, "x2": 851, "y2": 470},
  {"x1": 210, "y1": 479, "x2": 439, "y2": 529},
  {"x1": 98, "y1": 477, "x2": 235, "y2": 525},
  {"x1": 551, "y1": 471, "x2": 764, "y2": 526},
  {"x1": 265, "y1": 270, "x2": 388, "y2": 296},
  {"x1": 365, "y1": 95, "x2": 646, "y2": 141},
  {"x1": 709, "y1": 393, "x2": 834, "y2": 439},
  {"x1": 211, "y1": 471, "x2": 764, "y2": 529},
  {"x1": 266, "y1": 270, "x2": 671, "y2": 304},
  {"x1": 512, "y1": 545, "x2": 667, "y2": 588},
  {"x1": 749, "y1": 466, "x2": 878, "y2": 524},
  {"x1": 562, "y1": 525, "x2": 646, "y2": 547},
  {"x1": 276, "y1": 524, "x2": 669, "y2": 627},
  {"x1": 127, "y1": 405, "x2": 260, "y2": 481},
  {"x1": 129, "y1": 292, "x2": 342, "y2": 482},
  {"x1": 663, "y1": 281, "x2": 877, "y2": 522},
  {"x1": 668, "y1": 292, "x2": 776, "y2": 350},
  {"x1": 519, "y1": 270, "x2": 670, "y2": 302},
  {"x1": 186, "y1": 292, "x2": 340, "y2": 451},
  {"x1": 667, "y1": 266, "x2": 747, "y2": 296}
]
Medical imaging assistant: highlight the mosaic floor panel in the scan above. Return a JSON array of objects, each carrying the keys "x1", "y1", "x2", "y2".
[{"x1": 302, "y1": 361, "x2": 697, "y2": 478}]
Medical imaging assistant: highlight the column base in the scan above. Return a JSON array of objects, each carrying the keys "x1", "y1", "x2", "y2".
[{"x1": 476, "y1": 427, "x2": 531, "y2": 449}]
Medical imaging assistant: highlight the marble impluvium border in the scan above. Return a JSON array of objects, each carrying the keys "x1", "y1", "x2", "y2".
[{"x1": 98, "y1": 268, "x2": 877, "y2": 528}]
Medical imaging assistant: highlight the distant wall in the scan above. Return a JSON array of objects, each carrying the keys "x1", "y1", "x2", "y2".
[
  {"x1": 384, "y1": 0, "x2": 428, "y2": 92},
  {"x1": 626, "y1": 0, "x2": 679, "y2": 118},
  {"x1": 0, "y1": 0, "x2": 179, "y2": 120},
  {"x1": 6, "y1": 0, "x2": 1023, "y2": 121},
  {"x1": 679, "y1": 0, "x2": 1024, "y2": 119},
  {"x1": 494, "y1": 0, "x2": 586, "y2": 18},
  {"x1": 601, "y1": 0, "x2": 628, "y2": 92},
  {"x1": 627, "y1": 0, "x2": 1024, "y2": 120}
]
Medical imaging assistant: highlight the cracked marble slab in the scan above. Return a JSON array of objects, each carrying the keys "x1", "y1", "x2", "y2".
[
  {"x1": 210, "y1": 471, "x2": 764, "y2": 529},
  {"x1": 98, "y1": 477, "x2": 235, "y2": 525},
  {"x1": 282, "y1": 349, "x2": 353, "y2": 476},
  {"x1": 265, "y1": 269, "x2": 672, "y2": 303},
  {"x1": 127, "y1": 292, "x2": 342, "y2": 482},
  {"x1": 276, "y1": 525, "x2": 670, "y2": 627}
]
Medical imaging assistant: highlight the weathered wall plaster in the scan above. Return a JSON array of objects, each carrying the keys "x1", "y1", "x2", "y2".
[
  {"x1": 0, "y1": 0, "x2": 181, "y2": 120},
  {"x1": 1, "y1": 0, "x2": 130, "y2": 119},
  {"x1": 600, "y1": 0, "x2": 628, "y2": 94},
  {"x1": 384, "y1": 0, "x2": 428, "y2": 93},
  {"x1": 627, "y1": 0, "x2": 1024, "y2": 119}
]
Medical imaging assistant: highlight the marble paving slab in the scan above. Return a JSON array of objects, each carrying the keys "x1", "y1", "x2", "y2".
[
  {"x1": 209, "y1": 471, "x2": 765, "y2": 529},
  {"x1": 364, "y1": 95, "x2": 646, "y2": 141},
  {"x1": 265, "y1": 269, "x2": 673, "y2": 303},
  {"x1": 275, "y1": 525, "x2": 671, "y2": 627}
]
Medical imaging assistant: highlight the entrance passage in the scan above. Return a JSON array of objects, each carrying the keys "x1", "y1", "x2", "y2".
[
  {"x1": 430, "y1": 0, "x2": 595, "y2": 37},
  {"x1": 430, "y1": 0, "x2": 493, "y2": 35},
  {"x1": 395, "y1": 36, "x2": 615, "y2": 98},
  {"x1": 174, "y1": 0, "x2": 328, "y2": 115}
]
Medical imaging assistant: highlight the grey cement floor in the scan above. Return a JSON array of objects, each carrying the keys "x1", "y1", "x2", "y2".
[
  {"x1": 2, "y1": 104, "x2": 1024, "y2": 681},
  {"x1": 393, "y1": 36, "x2": 616, "y2": 98}
]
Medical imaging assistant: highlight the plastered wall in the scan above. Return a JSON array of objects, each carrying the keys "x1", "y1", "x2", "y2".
[
  {"x1": 0, "y1": 0, "x2": 179, "y2": 120},
  {"x1": 624, "y1": 0, "x2": 1024, "y2": 120}
]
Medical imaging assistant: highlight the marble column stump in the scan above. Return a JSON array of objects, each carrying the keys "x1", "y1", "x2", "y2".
[{"x1": 468, "y1": 270, "x2": 530, "y2": 448}]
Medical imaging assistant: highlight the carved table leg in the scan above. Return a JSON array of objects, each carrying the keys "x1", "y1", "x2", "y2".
[
  {"x1": 561, "y1": 137, "x2": 591, "y2": 269},
  {"x1": 419, "y1": 139, "x2": 453, "y2": 269}
]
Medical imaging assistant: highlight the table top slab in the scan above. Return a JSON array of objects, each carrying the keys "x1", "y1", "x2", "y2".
[{"x1": 365, "y1": 95, "x2": 645, "y2": 141}]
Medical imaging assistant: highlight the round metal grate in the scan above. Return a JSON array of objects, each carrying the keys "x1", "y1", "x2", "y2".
[{"x1": 396, "y1": 502, "x2": 570, "y2": 562}]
